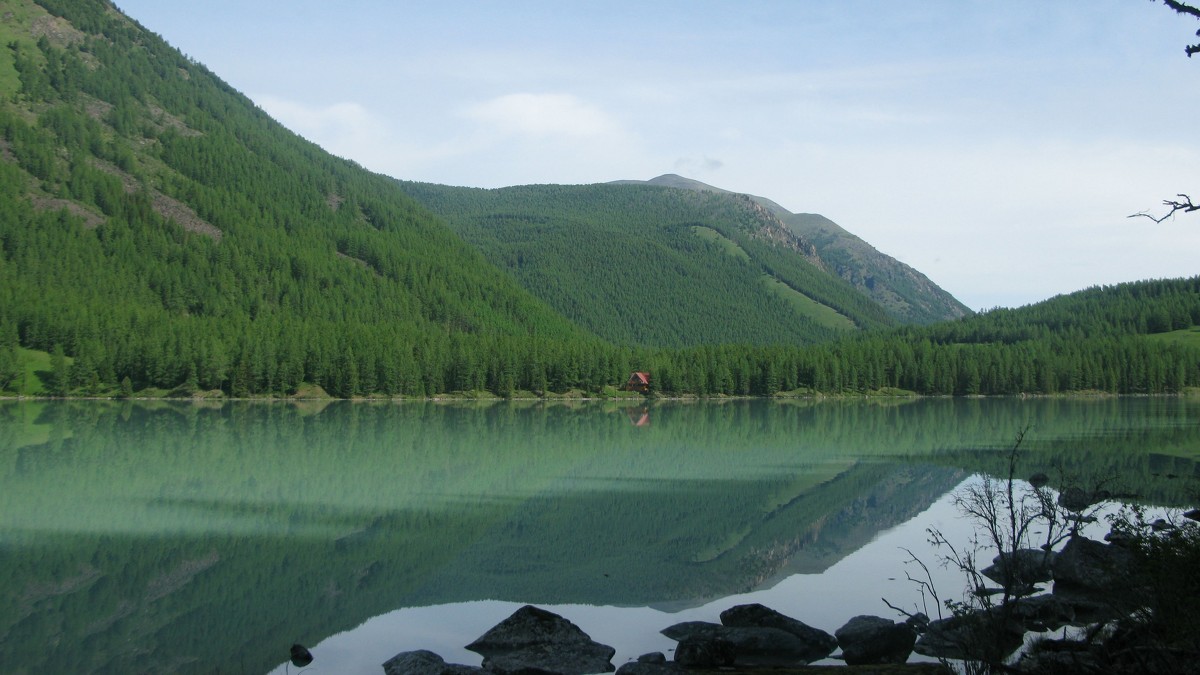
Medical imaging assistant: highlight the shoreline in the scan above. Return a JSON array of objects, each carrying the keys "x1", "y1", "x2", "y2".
[{"x1": 1, "y1": 390, "x2": 1192, "y2": 403}]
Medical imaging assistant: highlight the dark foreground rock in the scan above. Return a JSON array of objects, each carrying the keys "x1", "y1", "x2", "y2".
[
  {"x1": 720, "y1": 604, "x2": 838, "y2": 663},
  {"x1": 1051, "y1": 534, "x2": 1136, "y2": 592},
  {"x1": 834, "y1": 615, "x2": 916, "y2": 665},
  {"x1": 1008, "y1": 594, "x2": 1075, "y2": 632},
  {"x1": 638, "y1": 666, "x2": 950, "y2": 674},
  {"x1": 382, "y1": 649, "x2": 483, "y2": 675},
  {"x1": 912, "y1": 611, "x2": 1024, "y2": 662},
  {"x1": 465, "y1": 605, "x2": 615, "y2": 674},
  {"x1": 1051, "y1": 534, "x2": 1139, "y2": 623},
  {"x1": 675, "y1": 636, "x2": 737, "y2": 668},
  {"x1": 615, "y1": 652, "x2": 680, "y2": 675},
  {"x1": 980, "y1": 548, "x2": 1055, "y2": 587},
  {"x1": 662, "y1": 604, "x2": 836, "y2": 667}
]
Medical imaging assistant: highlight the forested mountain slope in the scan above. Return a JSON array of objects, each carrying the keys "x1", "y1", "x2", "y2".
[
  {"x1": 615, "y1": 174, "x2": 973, "y2": 324},
  {"x1": 637, "y1": 277, "x2": 1200, "y2": 396},
  {"x1": 0, "y1": 0, "x2": 621, "y2": 397},
  {"x1": 0, "y1": 1, "x2": 1195, "y2": 401},
  {"x1": 400, "y1": 180, "x2": 895, "y2": 348}
]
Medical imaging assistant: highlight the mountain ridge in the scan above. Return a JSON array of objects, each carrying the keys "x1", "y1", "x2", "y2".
[
  {"x1": 399, "y1": 179, "x2": 897, "y2": 348},
  {"x1": 613, "y1": 174, "x2": 973, "y2": 324}
]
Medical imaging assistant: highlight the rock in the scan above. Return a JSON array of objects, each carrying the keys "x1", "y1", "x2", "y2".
[
  {"x1": 661, "y1": 620, "x2": 831, "y2": 666},
  {"x1": 1051, "y1": 536, "x2": 1141, "y2": 622},
  {"x1": 614, "y1": 661, "x2": 679, "y2": 675},
  {"x1": 483, "y1": 644, "x2": 616, "y2": 675},
  {"x1": 465, "y1": 605, "x2": 615, "y2": 675},
  {"x1": 1057, "y1": 486, "x2": 1094, "y2": 513},
  {"x1": 674, "y1": 636, "x2": 736, "y2": 668},
  {"x1": 382, "y1": 650, "x2": 484, "y2": 675},
  {"x1": 980, "y1": 548, "x2": 1055, "y2": 588},
  {"x1": 1051, "y1": 535, "x2": 1136, "y2": 592},
  {"x1": 834, "y1": 615, "x2": 916, "y2": 665},
  {"x1": 615, "y1": 652, "x2": 677, "y2": 674},
  {"x1": 719, "y1": 603, "x2": 837, "y2": 663},
  {"x1": 913, "y1": 611, "x2": 1024, "y2": 662},
  {"x1": 904, "y1": 612, "x2": 930, "y2": 633},
  {"x1": 614, "y1": 665, "x2": 677, "y2": 675},
  {"x1": 1008, "y1": 594, "x2": 1075, "y2": 632},
  {"x1": 1149, "y1": 518, "x2": 1177, "y2": 532},
  {"x1": 1027, "y1": 472, "x2": 1049, "y2": 489},
  {"x1": 1050, "y1": 583, "x2": 1126, "y2": 625},
  {"x1": 1104, "y1": 529, "x2": 1138, "y2": 547},
  {"x1": 1016, "y1": 638, "x2": 1104, "y2": 674},
  {"x1": 660, "y1": 621, "x2": 723, "y2": 642},
  {"x1": 290, "y1": 643, "x2": 314, "y2": 667}
]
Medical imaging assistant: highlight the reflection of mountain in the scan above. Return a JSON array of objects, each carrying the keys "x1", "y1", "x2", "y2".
[
  {"x1": 1, "y1": 398, "x2": 1197, "y2": 674},
  {"x1": 409, "y1": 462, "x2": 965, "y2": 608}
]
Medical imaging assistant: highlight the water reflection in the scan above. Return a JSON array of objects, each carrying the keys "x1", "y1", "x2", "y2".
[{"x1": 0, "y1": 398, "x2": 1197, "y2": 674}]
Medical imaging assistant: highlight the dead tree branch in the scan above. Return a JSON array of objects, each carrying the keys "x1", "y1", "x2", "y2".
[
  {"x1": 1158, "y1": 0, "x2": 1200, "y2": 55},
  {"x1": 1128, "y1": 194, "x2": 1199, "y2": 223}
]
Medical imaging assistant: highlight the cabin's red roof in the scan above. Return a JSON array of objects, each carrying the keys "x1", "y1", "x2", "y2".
[{"x1": 629, "y1": 372, "x2": 650, "y2": 384}]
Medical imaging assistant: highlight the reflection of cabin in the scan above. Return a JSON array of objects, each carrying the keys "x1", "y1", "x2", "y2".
[
  {"x1": 625, "y1": 407, "x2": 650, "y2": 427},
  {"x1": 625, "y1": 371, "x2": 651, "y2": 393}
]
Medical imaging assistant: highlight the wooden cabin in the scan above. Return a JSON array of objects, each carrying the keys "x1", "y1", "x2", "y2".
[{"x1": 625, "y1": 371, "x2": 651, "y2": 393}]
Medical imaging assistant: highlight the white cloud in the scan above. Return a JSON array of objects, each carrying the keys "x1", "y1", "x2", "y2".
[
  {"x1": 462, "y1": 93, "x2": 621, "y2": 139},
  {"x1": 255, "y1": 95, "x2": 393, "y2": 165},
  {"x1": 674, "y1": 156, "x2": 725, "y2": 175}
]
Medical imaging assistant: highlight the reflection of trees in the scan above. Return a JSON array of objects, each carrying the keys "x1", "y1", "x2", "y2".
[{"x1": 0, "y1": 398, "x2": 1197, "y2": 673}]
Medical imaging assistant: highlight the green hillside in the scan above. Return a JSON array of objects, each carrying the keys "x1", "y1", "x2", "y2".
[
  {"x1": 628, "y1": 277, "x2": 1200, "y2": 396},
  {"x1": 619, "y1": 174, "x2": 973, "y2": 324},
  {"x1": 0, "y1": 0, "x2": 622, "y2": 398},
  {"x1": 399, "y1": 181, "x2": 895, "y2": 347},
  {"x1": 0, "y1": 0, "x2": 1195, "y2": 401}
]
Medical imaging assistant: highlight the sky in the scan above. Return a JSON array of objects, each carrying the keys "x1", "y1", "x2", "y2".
[{"x1": 113, "y1": 0, "x2": 1200, "y2": 311}]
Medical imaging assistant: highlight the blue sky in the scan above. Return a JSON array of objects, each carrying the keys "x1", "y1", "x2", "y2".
[{"x1": 115, "y1": 1, "x2": 1200, "y2": 311}]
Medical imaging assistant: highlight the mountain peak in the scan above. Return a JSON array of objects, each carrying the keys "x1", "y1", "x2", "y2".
[{"x1": 610, "y1": 174, "x2": 971, "y2": 323}]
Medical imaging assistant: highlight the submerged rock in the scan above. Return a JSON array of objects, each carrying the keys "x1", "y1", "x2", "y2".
[
  {"x1": 834, "y1": 615, "x2": 916, "y2": 665},
  {"x1": 465, "y1": 605, "x2": 615, "y2": 675}
]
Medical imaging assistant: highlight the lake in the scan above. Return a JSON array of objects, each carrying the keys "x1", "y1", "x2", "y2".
[{"x1": 1, "y1": 397, "x2": 1197, "y2": 674}]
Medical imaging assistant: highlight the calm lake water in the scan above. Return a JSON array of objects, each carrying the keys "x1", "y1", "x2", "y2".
[{"x1": 1, "y1": 397, "x2": 1197, "y2": 674}]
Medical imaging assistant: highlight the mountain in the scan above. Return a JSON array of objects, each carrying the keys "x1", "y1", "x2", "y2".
[
  {"x1": 614, "y1": 174, "x2": 973, "y2": 324},
  {"x1": 0, "y1": 0, "x2": 620, "y2": 398},
  {"x1": 0, "y1": 1, "x2": 1195, "y2": 401},
  {"x1": 400, "y1": 180, "x2": 897, "y2": 348}
]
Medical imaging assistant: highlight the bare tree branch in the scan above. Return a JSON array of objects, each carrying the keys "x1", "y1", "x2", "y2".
[
  {"x1": 1161, "y1": 0, "x2": 1200, "y2": 21},
  {"x1": 1156, "y1": 0, "x2": 1200, "y2": 55},
  {"x1": 1128, "y1": 194, "x2": 1199, "y2": 223}
]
